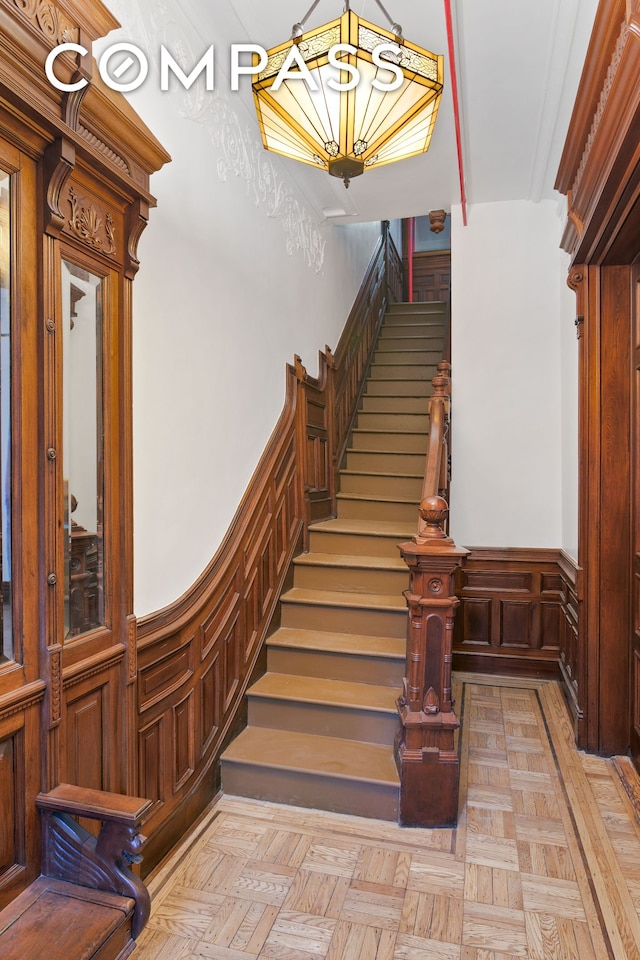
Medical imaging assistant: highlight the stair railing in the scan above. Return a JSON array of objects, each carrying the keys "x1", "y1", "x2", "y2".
[{"x1": 395, "y1": 339, "x2": 467, "y2": 827}]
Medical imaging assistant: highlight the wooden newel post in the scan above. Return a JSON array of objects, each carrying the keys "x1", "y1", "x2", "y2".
[{"x1": 396, "y1": 364, "x2": 467, "y2": 826}]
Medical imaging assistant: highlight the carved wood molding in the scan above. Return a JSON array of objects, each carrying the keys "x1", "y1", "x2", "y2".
[
  {"x1": 571, "y1": 19, "x2": 630, "y2": 199},
  {"x1": 43, "y1": 138, "x2": 75, "y2": 238},
  {"x1": 62, "y1": 643, "x2": 126, "y2": 688},
  {"x1": 124, "y1": 198, "x2": 149, "y2": 279},
  {"x1": 66, "y1": 185, "x2": 117, "y2": 256},
  {"x1": 0, "y1": 680, "x2": 46, "y2": 721},
  {"x1": 50, "y1": 647, "x2": 62, "y2": 725},
  {"x1": 557, "y1": 1, "x2": 640, "y2": 259},
  {"x1": 77, "y1": 123, "x2": 131, "y2": 175},
  {"x1": 11, "y1": 0, "x2": 79, "y2": 45},
  {"x1": 127, "y1": 616, "x2": 137, "y2": 683}
]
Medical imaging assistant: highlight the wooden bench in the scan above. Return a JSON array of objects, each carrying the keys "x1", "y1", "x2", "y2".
[{"x1": 0, "y1": 784, "x2": 153, "y2": 960}]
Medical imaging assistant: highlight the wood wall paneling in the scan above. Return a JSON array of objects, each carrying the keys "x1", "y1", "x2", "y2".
[
  {"x1": 0, "y1": 735, "x2": 17, "y2": 875},
  {"x1": 67, "y1": 689, "x2": 104, "y2": 789},
  {"x1": 454, "y1": 549, "x2": 565, "y2": 676},
  {"x1": 138, "y1": 717, "x2": 164, "y2": 804},
  {"x1": 173, "y1": 691, "x2": 195, "y2": 793},
  {"x1": 402, "y1": 250, "x2": 451, "y2": 303}
]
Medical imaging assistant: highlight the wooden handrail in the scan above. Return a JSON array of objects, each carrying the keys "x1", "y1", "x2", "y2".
[{"x1": 417, "y1": 361, "x2": 451, "y2": 539}]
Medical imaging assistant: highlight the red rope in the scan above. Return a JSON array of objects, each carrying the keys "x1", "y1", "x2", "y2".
[{"x1": 443, "y1": 0, "x2": 467, "y2": 225}]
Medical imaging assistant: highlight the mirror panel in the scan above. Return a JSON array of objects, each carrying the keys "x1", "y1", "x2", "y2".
[{"x1": 62, "y1": 261, "x2": 105, "y2": 639}]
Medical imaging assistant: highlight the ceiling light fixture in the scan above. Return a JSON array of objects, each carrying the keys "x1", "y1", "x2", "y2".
[{"x1": 252, "y1": 0, "x2": 444, "y2": 188}]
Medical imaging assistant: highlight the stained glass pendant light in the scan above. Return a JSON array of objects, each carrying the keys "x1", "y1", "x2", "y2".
[{"x1": 252, "y1": 0, "x2": 444, "y2": 187}]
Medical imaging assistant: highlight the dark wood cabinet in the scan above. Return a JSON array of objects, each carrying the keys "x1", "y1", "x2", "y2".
[{"x1": 0, "y1": 0, "x2": 168, "y2": 906}]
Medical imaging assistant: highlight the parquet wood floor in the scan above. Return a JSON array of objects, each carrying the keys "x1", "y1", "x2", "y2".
[{"x1": 135, "y1": 676, "x2": 640, "y2": 959}]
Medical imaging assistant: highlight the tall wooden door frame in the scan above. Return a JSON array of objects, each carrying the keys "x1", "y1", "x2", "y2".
[{"x1": 556, "y1": 0, "x2": 640, "y2": 759}]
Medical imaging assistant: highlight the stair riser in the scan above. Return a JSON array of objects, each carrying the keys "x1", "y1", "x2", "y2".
[
  {"x1": 360, "y1": 395, "x2": 430, "y2": 414},
  {"x1": 266, "y1": 645, "x2": 405, "y2": 687},
  {"x1": 355, "y1": 412, "x2": 429, "y2": 432},
  {"x1": 377, "y1": 337, "x2": 444, "y2": 351},
  {"x1": 365, "y1": 380, "x2": 432, "y2": 397},
  {"x1": 221, "y1": 760, "x2": 399, "y2": 820},
  {"x1": 307, "y1": 529, "x2": 408, "y2": 559},
  {"x1": 340, "y1": 472, "x2": 423, "y2": 499},
  {"x1": 247, "y1": 696, "x2": 399, "y2": 746},
  {"x1": 346, "y1": 450, "x2": 425, "y2": 473},
  {"x1": 384, "y1": 308, "x2": 447, "y2": 323},
  {"x1": 351, "y1": 431, "x2": 428, "y2": 452},
  {"x1": 374, "y1": 351, "x2": 443, "y2": 365},
  {"x1": 369, "y1": 364, "x2": 437, "y2": 380},
  {"x1": 338, "y1": 496, "x2": 417, "y2": 523},
  {"x1": 281, "y1": 599, "x2": 407, "y2": 639},
  {"x1": 387, "y1": 300, "x2": 445, "y2": 309},
  {"x1": 379, "y1": 324, "x2": 443, "y2": 339},
  {"x1": 293, "y1": 561, "x2": 409, "y2": 595}
]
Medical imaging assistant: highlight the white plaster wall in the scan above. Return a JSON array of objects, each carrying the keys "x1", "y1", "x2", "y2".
[
  {"x1": 449, "y1": 200, "x2": 565, "y2": 548},
  {"x1": 100, "y1": 2, "x2": 381, "y2": 616}
]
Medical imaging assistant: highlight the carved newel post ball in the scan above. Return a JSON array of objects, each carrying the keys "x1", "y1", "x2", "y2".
[{"x1": 419, "y1": 494, "x2": 449, "y2": 537}]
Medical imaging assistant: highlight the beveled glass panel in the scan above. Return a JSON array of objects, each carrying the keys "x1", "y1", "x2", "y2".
[
  {"x1": 0, "y1": 170, "x2": 11, "y2": 664},
  {"x1": 62, "y1": 261, "x2": 104, "y2": 638}
]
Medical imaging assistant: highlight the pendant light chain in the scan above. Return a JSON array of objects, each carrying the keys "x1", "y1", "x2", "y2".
[
  {"x1": 372, "y1": 0, "x2": 402, "y2": 37},
  {"x1": 293, "y1": 0, "x2": 401, "y2": 38}
]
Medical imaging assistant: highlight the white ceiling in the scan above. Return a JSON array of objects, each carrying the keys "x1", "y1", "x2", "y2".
[
  {"x1": 102, "y1": 0, "x2": 600, "y2": 225},
  {"x1": 218, "y1": 0, "x2": 599, "y2": 224}
]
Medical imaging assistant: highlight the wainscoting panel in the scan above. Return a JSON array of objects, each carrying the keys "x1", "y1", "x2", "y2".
[{"x1": 454, "y1": 548, "x2": 566, "y2": 677}]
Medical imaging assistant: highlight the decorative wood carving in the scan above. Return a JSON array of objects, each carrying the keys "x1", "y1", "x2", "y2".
[
  {"x1": 37, "y1": 783, "x2": 152, "y2": 939},
  {"x1": 43, "y1": 138, "x2": 75, "y2": 238},
  {"x1": 124, "y1": 198, "x2": 149, "y2": 279},
  {"x1": 12, "y1": 0, "x2": 80, "y2": 45},
  {"x1": 49, "y1": 647, "x2": 62, "y2": 725},
  {"x1": 66, "y1": 186, "x2": 116, "y2": 255},
  {"x1": 396, "y1": 358, "x2": 466, "y2": 827},
  {"x1": 127, "y1": 616, "x2": 137, "y2": 683},
  {"x1": 428, "y1": 209, "x2": 447, "y2": 234},
  {"x1": 77, "y1": 123, "x2": 130, "y2": 174}
]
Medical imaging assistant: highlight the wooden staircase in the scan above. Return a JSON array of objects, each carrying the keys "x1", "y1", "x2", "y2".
[{"x1": 221, "y1": 302, "x2": 446, "y2": 820}]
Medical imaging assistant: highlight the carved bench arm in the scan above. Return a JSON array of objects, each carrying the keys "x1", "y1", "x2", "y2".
[
  {"x1": 36, "y1": 783, "x2": 153, "y2": 825},
  {"x1": 36, "y1": 784, "x2": 153, "y2": 938}
]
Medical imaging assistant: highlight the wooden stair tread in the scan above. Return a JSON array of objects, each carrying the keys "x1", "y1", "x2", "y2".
[
  {"x1": 248, "y1": 672, "x2": 400, "y2": 712},
  {"x1": 340, "y1": 469, "x2": 423, "y2": 480},
  {"x1": 351, "y1": 428, "x2": 427, "y2": 437},
  {"x1": 293, "y1": 552, "x2": 406, "y2": 571},
  {"x1": 375, "y1": 350, "x2": 442, "y2": 356},
  {"x1": 308, "y1": 518, "x2": 414, "y2": 537},
  {"x1": 222, "y1": 727, "x2": 400, "y2": 785},
  {"x1": 266, "y1": 627, "x2": 405, "y2": 659},
  {"x1": 346, "y1": 446, "x2": 425, "y2": 457},
  {"x1": 281, "y1": 586, "x2": 406, "y2": 611},
  {"x1": 336, "y1": 492, "x2": 419, "y2": 505}
]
